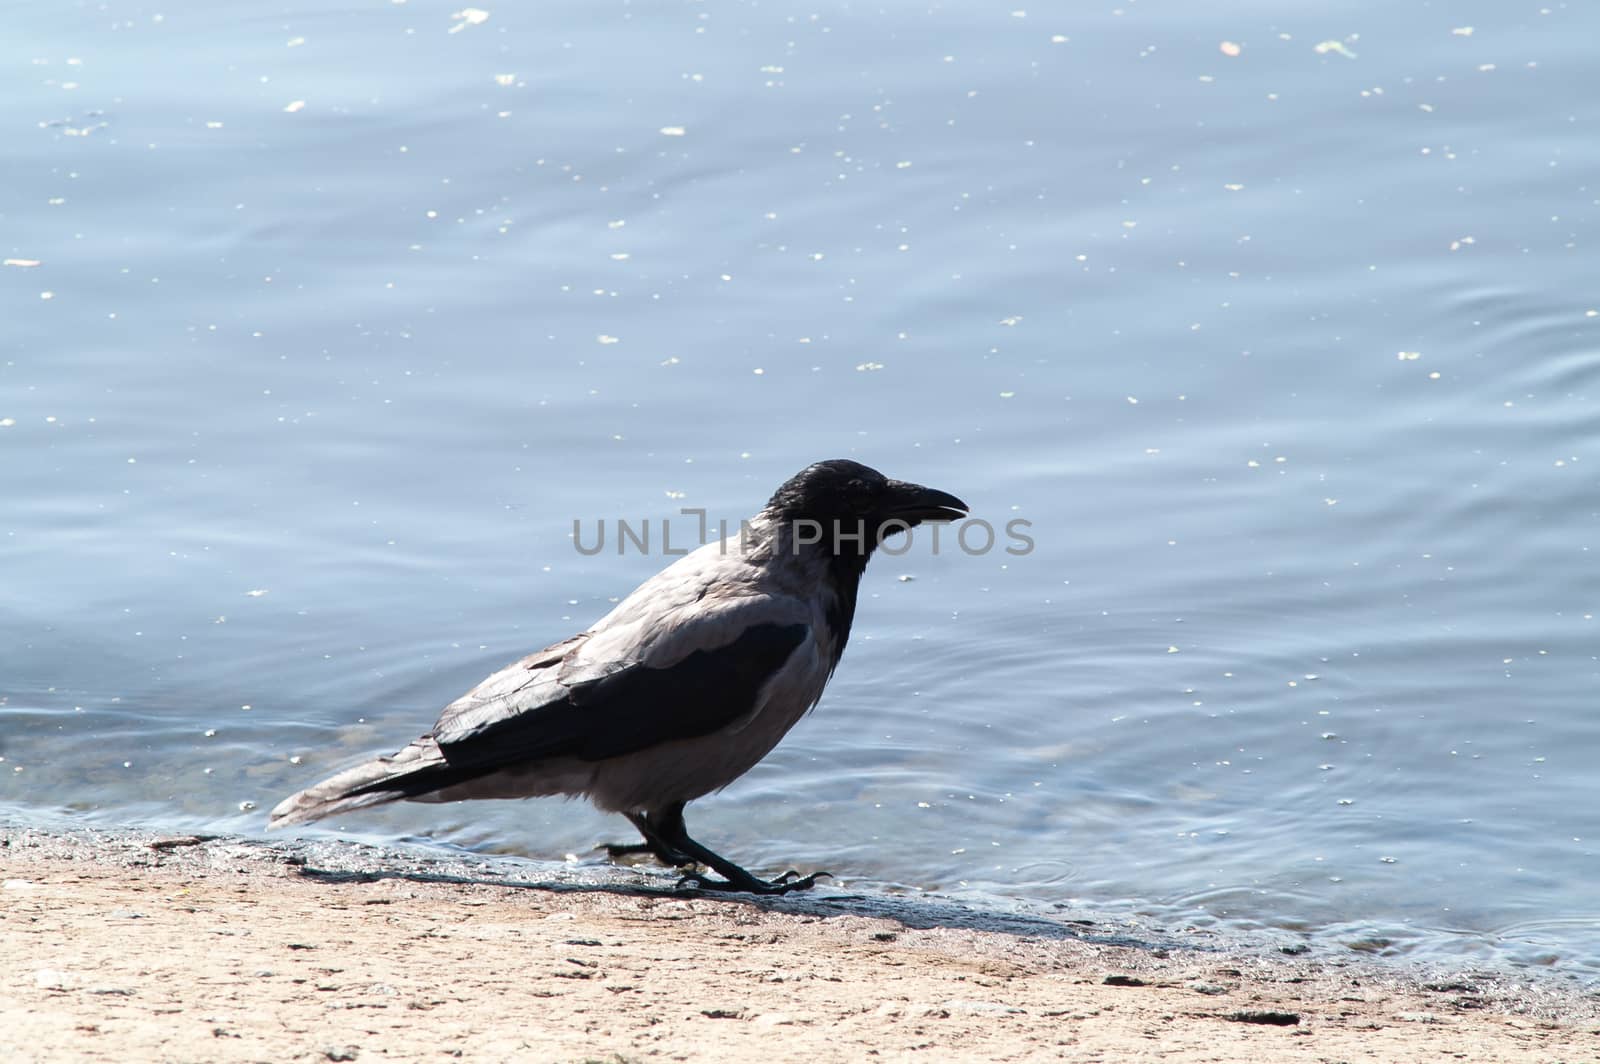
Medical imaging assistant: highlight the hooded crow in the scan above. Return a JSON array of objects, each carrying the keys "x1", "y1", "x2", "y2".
[{"x1": 268, "y1": 459, "x2": 968, "y2": 894}]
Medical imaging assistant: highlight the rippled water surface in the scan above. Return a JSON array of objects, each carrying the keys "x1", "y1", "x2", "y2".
[{"x1": 5, "y1": 1, "x2": 1598, "y2": 973}]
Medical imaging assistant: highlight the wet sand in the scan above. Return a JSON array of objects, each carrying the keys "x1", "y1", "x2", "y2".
[{"x1": 3, "y1": 823, "x2": 1596, "y2": 1062}]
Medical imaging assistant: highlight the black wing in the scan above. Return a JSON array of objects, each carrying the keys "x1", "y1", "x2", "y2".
[{"x1": 434, "y1": 621, "x2": 809, "y2": 770}]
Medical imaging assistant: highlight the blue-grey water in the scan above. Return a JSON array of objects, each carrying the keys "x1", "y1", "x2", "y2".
[{"x1": 5, "y1": 1, "x2": 1597, "y2": 974}]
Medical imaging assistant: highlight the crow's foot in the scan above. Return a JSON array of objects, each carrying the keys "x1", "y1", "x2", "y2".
[
  {"x1": 629, "y1": 802, "x2": 835, "y2": 894},
  {"x1": 676, "y1": 868, "x2": 832, "y2": 895}
]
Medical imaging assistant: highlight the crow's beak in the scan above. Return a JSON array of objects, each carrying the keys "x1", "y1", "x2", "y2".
[{"x1": 885, "y1": 480, "x2": 969, "y2": 523}]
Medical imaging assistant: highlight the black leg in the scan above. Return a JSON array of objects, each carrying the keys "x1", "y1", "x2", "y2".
[
  {"x1": 598, "y1": 807, "x2": 693, "y2": 867},
  {"x1": 647, "y1": 805, "x2": 831, "y2": 896}
]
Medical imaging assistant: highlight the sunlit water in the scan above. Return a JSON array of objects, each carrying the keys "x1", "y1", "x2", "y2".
[{"x1": 5, "y1": 0, "x2": 1598, "y2": 976}]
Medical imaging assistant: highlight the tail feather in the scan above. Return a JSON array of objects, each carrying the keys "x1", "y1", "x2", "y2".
[{"x1": 268, "y1": 739, "x2": 461, "y2": 829}]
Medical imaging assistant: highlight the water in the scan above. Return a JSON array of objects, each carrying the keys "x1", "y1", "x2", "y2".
[{"x1": 5, "y1": 0, "x2": 1598, "y2": 974}]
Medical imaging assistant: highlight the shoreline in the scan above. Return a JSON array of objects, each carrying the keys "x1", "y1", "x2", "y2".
[{"x1": 4, "y1": 822, "x2": 1596, "y2": 1062}]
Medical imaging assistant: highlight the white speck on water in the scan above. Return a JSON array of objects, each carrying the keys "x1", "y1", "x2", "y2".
[
  {"x1": 283, "y1": 100, "x2": 306, "y2": 113},
  {"x1": 238, "y1": 800, "x2": 256, "y2": 812},
  {"x1": 660, "y1": 126, "x2": 686, "y2": 136},
  {"x1": 448, "y1": 8, "x2": 490, "y2": 33},
  {"x1": 596, "y1": 335, "x2": 619, "y2": 344},
  {"x1": 245, "y1": 589, "x2": 268, "y2": 597}
]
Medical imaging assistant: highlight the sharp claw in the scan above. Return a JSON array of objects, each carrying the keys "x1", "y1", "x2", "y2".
[{"x1": 766, "y1": 871, "x2": 827, "y2": 894}]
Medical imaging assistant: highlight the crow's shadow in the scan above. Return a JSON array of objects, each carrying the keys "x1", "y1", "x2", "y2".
[
  {"x1": 0, "y1": 815, "x2": 1183, "y2": 952},
  {"x1": 280, "y1": 833, "x2": 1174, "y2": 950}
]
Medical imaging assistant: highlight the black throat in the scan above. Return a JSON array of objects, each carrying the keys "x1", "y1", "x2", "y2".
[{"x1": 823, "y1": 548, "x2": 870, "y2": 667}]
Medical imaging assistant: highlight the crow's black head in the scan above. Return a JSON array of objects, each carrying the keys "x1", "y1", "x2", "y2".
[{"x1": 765, "y1": 459, "x2": 968, "y2": 554}]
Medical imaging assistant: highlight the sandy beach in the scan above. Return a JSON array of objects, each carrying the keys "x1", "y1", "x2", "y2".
[{"x1": 3, "y1": 823, "x2": 1596, "y2": 1063}]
